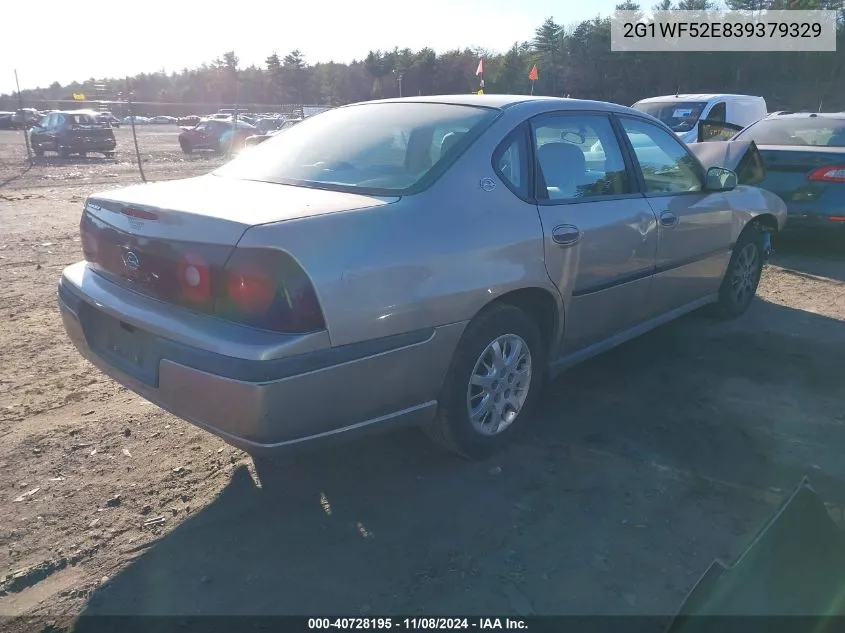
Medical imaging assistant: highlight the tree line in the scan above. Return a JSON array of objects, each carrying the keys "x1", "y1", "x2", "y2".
[{"x1": 3, "y1": 0, "x2": 844, "y2": 114}]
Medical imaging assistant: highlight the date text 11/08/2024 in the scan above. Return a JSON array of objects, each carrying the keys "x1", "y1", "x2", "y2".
[{"x1": 307, "y1": 618, "x2": 528, "y2": 630}]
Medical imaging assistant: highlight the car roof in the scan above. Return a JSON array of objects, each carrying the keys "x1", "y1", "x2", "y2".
[
  {"x1": 342, "y1": 94, "x2": 636, "y2": 115},
  {"x1": 635, "y1": 94, "x2": 764, "y2": 103},
  {"x1": 763, "y1": 112, "x2": 845, "y2": 120}
]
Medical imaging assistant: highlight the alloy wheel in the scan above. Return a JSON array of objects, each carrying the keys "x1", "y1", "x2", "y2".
[
  {"x1": 466, "y1": 333, "x2": 532, "y2": 436},
  {"x1": 731, "y1": 242, "x2": 760, "y2": 307}
]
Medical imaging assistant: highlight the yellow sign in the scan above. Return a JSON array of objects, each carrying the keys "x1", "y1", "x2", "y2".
[{"x1": 72, "y1": 93, "x2": 86, "y2": 101}]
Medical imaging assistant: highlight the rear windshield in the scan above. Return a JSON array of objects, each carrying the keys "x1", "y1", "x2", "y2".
[
  {"x1": 213, "y1": 102, "x2": 498, "y2": 195},
  {"x1": 733, "y1": 117, "x2": 845, "y2": 146},
  {"x1": 67, "y1": 113, "x2": 99, "y2": 125},
  {"x1": 633, "y1": 101, "x2": 707, "y2": 133}
]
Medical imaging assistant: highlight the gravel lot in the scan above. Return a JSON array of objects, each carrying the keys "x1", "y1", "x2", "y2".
[{"x1": 1, "y1": 126, "x2": 844, "y2": 625}]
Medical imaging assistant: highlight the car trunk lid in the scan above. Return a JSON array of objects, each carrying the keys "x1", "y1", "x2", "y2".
[{"x1": 81, "y1": 175, "x2": 398, "y2": 315}]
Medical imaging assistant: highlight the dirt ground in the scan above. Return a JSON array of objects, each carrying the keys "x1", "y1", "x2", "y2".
[{"x1": 1, "y1": 126, "x2": 845, "y2": 625}]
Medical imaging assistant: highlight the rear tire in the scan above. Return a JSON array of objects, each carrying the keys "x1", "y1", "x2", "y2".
[
  {"x1": 180, "y1": 140, "x2": 193, "y2": 154},
  {"x1": 57, "y1": 146, "x2": 69, "y2": 158},
  {"x1": 103, "y1": 151, "x2": 115, "y2": 159},
  {"x1": 710, "y1": 223, "x2": 764, "y2": 320},
  {"x1": 424, "y1": 303, "x2": 545, "y2": 460}
]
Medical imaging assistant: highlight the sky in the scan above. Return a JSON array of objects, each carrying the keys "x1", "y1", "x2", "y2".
[{"x1": 0, "y1": 0, "x2": 619, "y2": 95}]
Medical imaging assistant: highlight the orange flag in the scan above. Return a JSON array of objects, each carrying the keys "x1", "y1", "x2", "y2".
[{"x1": 528, "y1": 64, "x2": 539, "y2": 81}]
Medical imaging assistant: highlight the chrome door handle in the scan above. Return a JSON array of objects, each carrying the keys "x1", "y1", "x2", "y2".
[
  {"x1": 660, "y1": 212, "x2": 678, "y2": 227},
  {"x1": 552, "y1": 224, "x2": 581, "y2": 246}
]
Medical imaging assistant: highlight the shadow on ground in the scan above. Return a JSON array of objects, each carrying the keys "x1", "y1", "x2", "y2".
[{"x1": 73, "y1": 296, "x2": 845, "y2": 620}]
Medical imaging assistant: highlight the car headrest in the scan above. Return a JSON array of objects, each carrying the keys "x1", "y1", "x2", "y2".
[
  {"x1": 537, "y1": 142, "x2": 587, "y2": 192},
  {"x1": 440, "y1": 131, "x2": 467, "y2": 158}
]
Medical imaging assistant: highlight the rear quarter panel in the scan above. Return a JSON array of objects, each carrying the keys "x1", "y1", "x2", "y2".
[{"x1": 235, "y1": 112, "x2": 557, "y2": 349}]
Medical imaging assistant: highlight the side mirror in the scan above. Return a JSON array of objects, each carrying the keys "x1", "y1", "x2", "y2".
[{"x1": 706, "y1": 166, "x2": 738, "y2": 191}]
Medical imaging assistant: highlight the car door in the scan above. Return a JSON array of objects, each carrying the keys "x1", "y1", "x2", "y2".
[
  {"x1": 32, "y1": 113, "x2": 54, "y2": 149},
  {"x1": 530, "y1": 111, "x2": 659, "y2": 355},
  {"x1": 617, "y1": 116, "x2": 733, "y2": 317},
  {"x1": 29, "y1": 114, "x2": 46, "y2": 149},
  {"x1": 192, "y1": 122, "x2": 212, "y2": 149}
]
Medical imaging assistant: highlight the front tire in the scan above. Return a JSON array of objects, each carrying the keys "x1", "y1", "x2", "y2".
[
  {"x1": 712, "y1": 224, "x2": 764, "y2": 319},
  {"x1": 425, "y1": 303, "x2": 545, "y2": 460}
]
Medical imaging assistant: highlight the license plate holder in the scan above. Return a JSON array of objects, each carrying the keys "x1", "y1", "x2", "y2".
[{"x1": 83, "y1": 307, "x2": 159, "y2": 386}]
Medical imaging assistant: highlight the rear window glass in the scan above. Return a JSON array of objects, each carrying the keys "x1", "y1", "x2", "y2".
[
  {"x1": 213, "y1": 102, "x2": 498, "y2": 195},
  {"x1": 67, "y1": 113, "x2": 99, "y2": 125},
  {"x1": 733, "y1": 118, "x2": 845, "y2": 146}
]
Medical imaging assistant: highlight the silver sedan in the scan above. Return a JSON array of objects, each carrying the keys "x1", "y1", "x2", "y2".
[{"x1": 58, "y1": 95, "x2": 787, "y2": 460}]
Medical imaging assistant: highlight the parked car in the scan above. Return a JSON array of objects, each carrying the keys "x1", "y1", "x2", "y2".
[
  {"x1": 244, "y1": 118, "x2": 303, "y2": 147},
  {"x1": 150, "y1": 116, "x2": 177, "y2": 124},
  {"x1": 177, "y1": 115, "x2": 201, "y2": 127},
  {"x1": 97, "y1": 112, "x2": 121, "y2": 128},
  {"x1": 631, "y1": 94, "x2": 767, "y2": 145},
  {"x1": 58, "y1": 95, "x2": 786, "y2": 463},
  {"x1": 720, "y1": 112, "x2": 845, "y2": 233},
  {"x1": 121, "y1": 116, "x2": 150, "y2": 125},
  {"x1": 29, "y1": 110, "x2": 116, "y2": 158},
  {"x1": 0, "y1": 111, "x2": 13, "y2": 129},
  {"x1": 178, "y1": 118, "x2": 257, "y2": 153},
  {"x1": 254, "y1": 117, "x2": 284, "y2": 133},
  {"x1": 11, "y1": 108, "x2": 41, "y2": 129}
]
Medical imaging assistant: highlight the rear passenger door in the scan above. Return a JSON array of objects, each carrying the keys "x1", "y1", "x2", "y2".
[{"x1": 530, "y1": 111, "x2": 659, "y2": 355}]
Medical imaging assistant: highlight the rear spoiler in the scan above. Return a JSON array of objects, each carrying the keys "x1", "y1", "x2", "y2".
[{"x1": 687, "y1": 139, "x2": 767, "y2": 186}]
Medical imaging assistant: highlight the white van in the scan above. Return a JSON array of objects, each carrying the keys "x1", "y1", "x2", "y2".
[{"x1": 631, "y1": 93, "x2": 767, "y2": 144}]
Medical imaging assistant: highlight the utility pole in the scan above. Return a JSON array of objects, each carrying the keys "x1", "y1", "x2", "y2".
[
  {"x1": 126, "y1": 77, "x2": 146, "y2": 183},
  {"x1": 14, "y1": 70, "x2": 33, "y2": 165}
]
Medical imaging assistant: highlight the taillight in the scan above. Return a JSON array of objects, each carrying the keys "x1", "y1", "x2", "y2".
[
  {"x1": 808, "y1": 166, "x2": 845, "y2": 183},
  {"x1": 80, "y1": 213, "x2": 99, "y2": 262},
  {"x1": 216, "y1": 248, "x2": 325, "y2": 333}
]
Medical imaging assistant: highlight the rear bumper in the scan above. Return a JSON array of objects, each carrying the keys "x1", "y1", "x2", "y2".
[
  {"x1": 58, "y1": 262, "x2": 465, "y2": 453},
  {"x1": 782, "y1": 207, "x2": 845, "y2": 233}
]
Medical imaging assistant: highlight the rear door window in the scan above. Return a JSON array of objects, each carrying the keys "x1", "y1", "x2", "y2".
[{"x1": 531, "y1": 113, "x2": 631, "y2": 200}]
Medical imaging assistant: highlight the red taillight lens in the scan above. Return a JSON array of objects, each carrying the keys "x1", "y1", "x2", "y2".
[
  {"x1": 217, "y1": 248, "x2": 325, "y2": 333},
  {"x1": 177, "y1": 253, "x2": 212, "y2": 303},
  {"x1": 80, "y1": 213, "x2": 99, "y2": 262},
  {"x1": 225, "y1": 269, "x2": 275, "y2": 314},
  {"x1": 808, "y1": 166, "x2": 845, "y2": 183}
]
